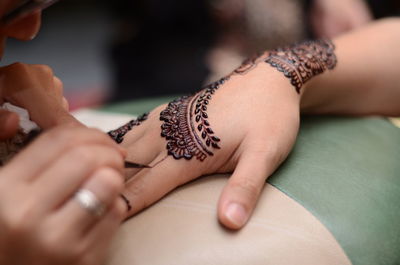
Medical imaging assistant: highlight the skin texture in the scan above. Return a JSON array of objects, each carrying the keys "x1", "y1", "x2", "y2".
[
  {"x1": 156, "y1": 39, "x2": 337, "y2": 164},
  {"x1": 159, "y1": 77, "x2": 228, "y2": 161},
  {"x1": 120, "y1": 64, "x2": 301, "y2": 229},
  {"x1": 0, "y1": 126, "x2": 126, "y2": 265},
  {"x1": 1, "y1": 13, "x2": 399, "y2": 264},
  {"x1": 310, "y1": 0, "x2": 372, "y2": 38},
  {"x1": 0, "y1": 1, "x2": 127, "y2": 264},
  {"x1": 119, "y1": 18, "x2": 400, "y2": 230},
  {"x1": 266, "y1": 39, "x2": 337, "y2": 93},
  {"x1": 108, "y1": 113, "x2": 149, "y2": 144},
  {"x1": 301, "y1": 18, "x2": 400, "y2": 115}
]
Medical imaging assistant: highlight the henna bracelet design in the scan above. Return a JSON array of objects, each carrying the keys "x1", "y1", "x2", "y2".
[
  {"x1": 108, "y1": 113, "x2": 149, "y2": 143},
  {"x1": 159, "y1": 77, "x2": 228, "y2": 161},
  {"x1": 233, "y1": 51, "x2": 269, "y2": 76},
  {"x1": 265, "y1": 39, "x2": 337, "y2": 93}
]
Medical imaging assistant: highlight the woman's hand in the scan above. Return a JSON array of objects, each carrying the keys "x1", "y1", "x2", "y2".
[
  {"x1": 0, "y1": 125, "x2": 126, "y2": 265},
  {"x1": 0, "y1": 62, "x2": 81, "y2": 139},
  {"x1": 118, "y1": 62, "x2": 301, "y2": 229}
]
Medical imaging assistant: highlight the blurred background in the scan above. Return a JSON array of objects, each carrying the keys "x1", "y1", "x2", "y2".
[{"x1": 2, "y1": 0, "x2": 399, "y2": 110}]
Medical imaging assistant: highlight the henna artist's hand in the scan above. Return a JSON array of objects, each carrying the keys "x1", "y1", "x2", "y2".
[
  {"x1": 0, "y1": 62, "x2": 81, "y2": 139},
  {"x1": 310, "y1": 0, "x2": 372, "y2": 38},
  {"x1": 0, "y1": 126, "x2": 126, "y2": 265},
  {"x1": 114, "y1": 40, "x2": 337, "y2": 229}
]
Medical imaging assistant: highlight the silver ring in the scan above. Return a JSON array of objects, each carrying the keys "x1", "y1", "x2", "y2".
[{"x1": 74, "y1": 189, "x2": 106, "y2": 217}]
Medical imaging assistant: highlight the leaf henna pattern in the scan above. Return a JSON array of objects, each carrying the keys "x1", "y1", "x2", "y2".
[
  {"x1": 160, "y1": 77, "x2": 229, "y2": 161},
  {"x1": 265, "y1": 39, "x2": 337, "y2": 93},
  {"x1": 108, "y1": 113, "x2": 149, "y2": 143}
]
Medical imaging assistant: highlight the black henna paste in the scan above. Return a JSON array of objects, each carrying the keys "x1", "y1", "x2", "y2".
[
  {"x1": 120, "y1": 194, "x2": 132, "y2": 212},
  {"x1": 108, "y1": 113, "x2": 149, "y2": 143},
  {"x1": 159, "y1": 77, "x2": 228, "y2": 161},
  {"x1": 265, "y1": 39, "x2": 337, "y2": 93}
]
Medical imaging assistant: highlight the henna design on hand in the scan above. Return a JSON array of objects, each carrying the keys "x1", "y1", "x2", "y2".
[
  {"x1": 232, "y1": 51, "x2": 269, "y2": 76},
  {"x1": 160, "y1": 77, "x2": 228, "y2": 161},
  {"x1": 265, "y1": 39, "x2": 337, "y2": 93},
  {"x1": 120, "y1": 194, "x2": 132, "y2": 212},
  {"x1": 108, "y1": 113, "x2": 149, "y2": 143}
]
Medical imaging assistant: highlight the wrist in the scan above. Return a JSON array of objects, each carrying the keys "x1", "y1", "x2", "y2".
[{"x1": 232, "y1": 62, "x2": 302, "y2": 107}]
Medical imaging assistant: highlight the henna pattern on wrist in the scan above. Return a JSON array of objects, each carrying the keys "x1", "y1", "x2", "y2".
[
  {"x1": 159, "y1": 77, "x2": 228, "y2": 161},
  {"x1": 265, "y1": 39, "x2": 337, "y2": 93},
  {"x1": 108, "y1": 113, "x2": 149, "y2": 143}
]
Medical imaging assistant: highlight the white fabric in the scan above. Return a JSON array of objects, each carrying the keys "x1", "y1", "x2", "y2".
[
  {"x1": 1, "y1": 103, "x2": 38, "y2": 133},
  {"x1": 72, "y1": 108, "x2": 135, "y2": 132}
]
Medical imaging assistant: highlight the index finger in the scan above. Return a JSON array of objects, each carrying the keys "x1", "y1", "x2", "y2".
[{"x1": 2, "y1": 126, "x2": 125, "y2": 181}]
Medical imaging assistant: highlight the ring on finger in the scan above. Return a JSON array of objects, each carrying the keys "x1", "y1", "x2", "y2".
[{"x1": 74, "y1": 189, "x2": 106, "y2": 217}]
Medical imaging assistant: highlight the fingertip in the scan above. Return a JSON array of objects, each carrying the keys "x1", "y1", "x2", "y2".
[
  {"x1": 0, "y1": 111, "x2": 19, "y2": 140},
  {"x1": 62, "y1": 97, "x2": 69, "y2": 111},
  {"x1": 113, "y1": 196, "x2": 128, "y2": 222},
  {"x1": 219, "y1": 202, "x2": 249, "y2": 230}
]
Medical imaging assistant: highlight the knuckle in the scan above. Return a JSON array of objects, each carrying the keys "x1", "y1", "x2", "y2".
[
  {"x1": 4, "y1": 62, "x2": 29, "y2": 77},
  {"x1": 35, "y1": 64, "x2": 54, "y2": 76},
  {"x1": 53, "y1": 76, "x2": 63, "y2": 87},
  {"x1": 8, "y1": 62, "x2": 27, "y2": 71}
]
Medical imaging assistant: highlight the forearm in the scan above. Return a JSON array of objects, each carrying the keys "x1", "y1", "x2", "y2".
[{"x1": 301, "y1": 18, "x2": 400, "y2": 116}]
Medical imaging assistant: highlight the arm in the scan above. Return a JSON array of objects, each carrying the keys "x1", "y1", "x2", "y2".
[
  {"x1": 301, "y1": 18, "x2": 400, "y2": 116},
  {"x1": 117, "y1": 18, "x2": 400, "y2": 230}
]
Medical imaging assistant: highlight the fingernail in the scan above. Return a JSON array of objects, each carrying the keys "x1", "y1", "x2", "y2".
[{"x1": 225, "y1": 203, "x2": 248, "y2": 227}]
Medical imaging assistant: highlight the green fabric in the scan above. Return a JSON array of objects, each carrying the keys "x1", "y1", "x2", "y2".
[
  {"x1": 100, "y1": 98, "x2": 400, "y2": 265},
  {"x1": 99, "y1": 96, "x2": 177, "y2": 115},
  {"x1": 269, "y1": 116, "x2": 400, "y2": 265}
]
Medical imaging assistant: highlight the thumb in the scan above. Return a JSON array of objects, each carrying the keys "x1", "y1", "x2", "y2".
[
  {"x1": 217, "y1": 145, "x2": 281, "y2": 230},
  {"x1": 0, "y1": 109, "x2": 19, "y2": 140}
]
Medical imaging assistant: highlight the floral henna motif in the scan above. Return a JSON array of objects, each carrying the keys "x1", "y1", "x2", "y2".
[
  {"x1": 160, "y1": 96, "x2": 204, "y2": 160},
  {"x1": 265, "y1": 39, "x2": 337, "y2": 93},
  {"x1": 160, "y1": 77, "x2": 228, "y2": 161},
  {"x1": 108, "y1": 113, "x2": 149, "y2": 143}
]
